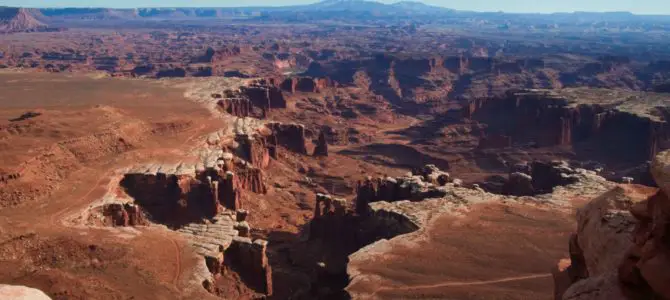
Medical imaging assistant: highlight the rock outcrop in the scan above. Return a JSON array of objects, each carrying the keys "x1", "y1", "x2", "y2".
[
  {"x1": 103, "y1": 203, "x2": 147, "y2": 227},
  {"x1": 502, "y1": 172, "x2": 534, "y2": 196},
  {"x1": 240, "y1": 82, "x2": 286, "y2": 118},
  {"x1": 120, "y1": 152, "x2": 266, "y2": 227},
  {"x1": 355, "y1": 165, "x2": 452, "y2": 215},
  {"x1": 313, "y1": 130, "x2": 329, "y2": 157},
  {"x1": 280, "y1": 76, "x2": 335, "y2": 93},
  {"x1": 553, "y1": 150, "x2": 670, "y2": 300},
  {"x1": 217, "y1": 98, "x2": 252, "y2": 118},
  {"x1": 501, "y1": 160, "x2": 581, "y2": 196},
  {"x1": 466, "y1": 89, "x2": 670, "y2": 163},
  {"x1": 265, "y1": 122, "x2": 308, "y2": 155},
  {"x1": 225, "y1": 237, "x2": 273, "y2": 296},
  {"x1": 0, "y1": 285, "x2": 51, "y2": 300}
]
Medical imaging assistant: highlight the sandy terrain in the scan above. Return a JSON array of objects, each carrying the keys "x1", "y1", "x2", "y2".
[
  {"x1": 0, "y1": 71, "x2": 224, "y2": 299},
  {"x1": 347, "y1": 203, "x2": 577, "y2": 299}
]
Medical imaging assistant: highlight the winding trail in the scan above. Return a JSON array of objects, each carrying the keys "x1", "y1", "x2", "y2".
[
  {"x1": 48, "y1": 173, "x2": 111, "y2": 227},
  {"x1": 372, "y1": 273, "x2": 551, "y2": 295}
]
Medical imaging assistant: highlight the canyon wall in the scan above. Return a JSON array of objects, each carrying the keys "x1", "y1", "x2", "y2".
[{"x1": 466, "y1": 89, "x2": 670, "y2": 163}]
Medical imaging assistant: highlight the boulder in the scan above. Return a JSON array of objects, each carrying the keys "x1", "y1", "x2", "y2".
[{"x1": 0, "y1": 285, "x2": 51, "y2": 300}]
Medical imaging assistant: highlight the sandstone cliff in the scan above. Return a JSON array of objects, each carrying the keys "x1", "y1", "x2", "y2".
[
  {"x1": 466, "y1": 89, "x2": 670, "y2": 163},
  {"x1": 553, "y1": 150, "x2": 670, "y2": 300}
]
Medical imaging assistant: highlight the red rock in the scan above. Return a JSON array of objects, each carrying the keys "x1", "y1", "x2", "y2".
[
  {"x1": 265, "y1": 122, "x2": 308, "y2": 155},
  {"x1": 236, "y1": 134, "x2": 271, "y2": 169},
  {"x1": 355, "y1": 177, "x2": 377, "y2": 215},
  {"x1": 313, "y1": 130, "x2": 328, "y2": 157},
  {"x1": 103, "y1": 203, "x2": 147, "y2": 227},
  {"x1": 241, "y1": 84, "x2": 287, "y2": 118},
  {"x1": 225, "y1": 237, "x2": 273, "y2": 296},
  {"x1": 219, "y1": 171, "x2": 242, "y2": 211},
  {"x1": 217, "y1": 98, "x2": 252, "y2": 117}
]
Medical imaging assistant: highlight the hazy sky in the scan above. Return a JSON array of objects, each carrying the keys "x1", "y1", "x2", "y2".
[{"x1": 4, "y1": 0, "x2": 670, "y2": 15}]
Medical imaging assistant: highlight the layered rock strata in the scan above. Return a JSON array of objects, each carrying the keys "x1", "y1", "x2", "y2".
[
  {"x1": 176, "y1": 212, "x2": 272, "y2": 296},
  {"x1": 466, "y1": 89, "x2": 670, "y2": 162}
]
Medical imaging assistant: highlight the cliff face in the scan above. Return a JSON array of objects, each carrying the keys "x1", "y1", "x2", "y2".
[
  {"x1": 120, "y1": 155, "x2": 266, "y2": 227},
  {"x1": 225, "y1": 237, "x2": 273, "y2": 296},
  {"x1": 265, "y1": 122, "x2": 308, "y2": 155},
  {"x1": 553, "y1": 150, "x2": 670, "y2": 300},
  {"x1": 466, "y1": 89, "x2": 670, "y2": 163}
]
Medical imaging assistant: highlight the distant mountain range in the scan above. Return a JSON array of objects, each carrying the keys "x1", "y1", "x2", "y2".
[{"x1": 1, "y1": 0, "x2": 670, "y2": 33}]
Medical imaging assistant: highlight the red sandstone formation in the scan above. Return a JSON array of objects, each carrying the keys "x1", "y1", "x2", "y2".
[
  {"x1": 235, "y1": 135, "x2": 271, "y2": 169},
  {"x1": 314, "y1": 193, "x2": 347, "y2": 218},
  {"x1": 240, "y1": 83, "x2": 286, "y2": 118},
  {"x1": 225, "y1": 237, "x2": 273, "y2": 296},
  {"x1": 313, "y1": 130, "x2": 329, "y2": 157},
  {"x1": 265, "y1": 122, "x2": 308, "y2": 155},
  {"x1": 465, "y1": 89, "x2": 670, "y2": 162},
  {"x1": 217, "y1": 98, "x2": 252, "y2": 117},
  {"x1": 553, "y1": 150, "x2": 670, "y2": 300},
  {"x1": 355, "y1": 165, "x2": 452, "y2": 214},
  {"x1": 103, "y1": 203, "x2": 147, "y2": 227},
  {"x1": 279, "y1": 76, "x2": 336, "y2": 93},
  {"x1": 121, "y1": 159, "x2": 266, "y2": 226}
]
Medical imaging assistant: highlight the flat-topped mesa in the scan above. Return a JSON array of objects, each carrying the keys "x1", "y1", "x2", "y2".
[
  {"x1": 355, "y1": 164, "x2": 451, "y2": 215},
  {"x1": 553, "y1": 150, "x2": 670, "y2": 300},
  {"x1": 264, "y1": 122, "x2": 308, "y2": 155},
  {"x1": 465, "y1": 88, "x2": 670, "y2": 162},
  {"x1": 239, "y1": 81, "x2": 286, "y2": 118}
]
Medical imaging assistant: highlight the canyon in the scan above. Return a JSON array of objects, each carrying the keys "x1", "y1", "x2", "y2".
[{"x1": 1, "y1": 1, "x2": 670, "y2": 300}]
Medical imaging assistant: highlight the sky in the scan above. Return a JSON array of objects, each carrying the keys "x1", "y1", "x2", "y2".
[{"x1": 2, "y1": 0, "x2": 669, "y2": 15}]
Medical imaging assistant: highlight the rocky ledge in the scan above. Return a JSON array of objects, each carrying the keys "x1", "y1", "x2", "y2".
[
  {"x1": 553, "y1": 149, "x2": 670, "y2": 300},
  {"x1": 345, "y1": 162, "x2": 614, "y2": 298}
]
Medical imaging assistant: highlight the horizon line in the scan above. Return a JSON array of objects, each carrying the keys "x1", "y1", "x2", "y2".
[{"x1": 4, "y1": 3, "x2": 670, "y2": 17}]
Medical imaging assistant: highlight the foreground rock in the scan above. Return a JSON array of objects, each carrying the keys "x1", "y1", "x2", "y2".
[
  {"x1": 553, "y1": 149, "x2": 670, "y2": 300},
  {"x1": 0, "y1": 285, "x2": 51, "y2": 300}
]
